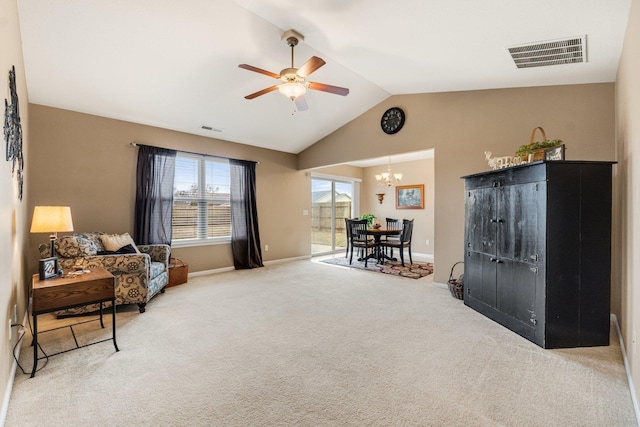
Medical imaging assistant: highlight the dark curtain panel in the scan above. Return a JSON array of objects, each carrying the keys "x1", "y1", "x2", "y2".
[
  {"x1": 230, "y1": 159, "x2": 263, "y2": 269},
  {"x1": 134, "y1": 145, "x2": 177, "y2": 245}
]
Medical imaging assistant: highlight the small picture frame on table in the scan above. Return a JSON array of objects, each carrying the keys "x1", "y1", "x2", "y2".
[
  {"x1": 39, "y1": 257, "x2": 59, "y2": 280},
  {"x1": 544, "y1": 144, "x2": 565, "y2": 161}
]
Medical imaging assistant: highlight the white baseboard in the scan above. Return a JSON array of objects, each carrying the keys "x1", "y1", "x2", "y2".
[
  {"x1": 188, "y1": 266, "x2": 235, "y2": 278},
  {"x1": 432, "y1": 281, "x2": 448, "y2": 290},
  {"x1": 264, "y1": 255, "x2": 311, "y2": 265},
  {"x1": 409, "y1": 252, "x2": 434, "y2": 263},
  {"x1": 1, "y1": 311, "x2": 28, "y2": 427},
  {"x1": 611, "y1": 314, "x2": 640, "y2": 426},
  {"x1": 187, "y1": 255, "x2": 311, "y2": 278}
]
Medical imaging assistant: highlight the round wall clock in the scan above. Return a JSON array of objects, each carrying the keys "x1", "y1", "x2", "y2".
[{"x1": 380, "y1": 107, "x2": 405, "y2": 135}]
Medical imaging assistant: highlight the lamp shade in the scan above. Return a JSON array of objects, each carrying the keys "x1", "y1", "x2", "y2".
[{"x1": 30, "y1": 206, "x2": 74, "y2": 233}]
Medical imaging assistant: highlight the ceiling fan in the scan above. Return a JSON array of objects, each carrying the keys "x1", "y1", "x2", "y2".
[{"x1": 238, "y1": 29, "x2": 349, "y2": 111}]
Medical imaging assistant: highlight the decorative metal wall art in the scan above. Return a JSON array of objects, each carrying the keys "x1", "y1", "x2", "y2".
[{"x1": 4, "y1": 65, "x2": 24, "y2": 200}]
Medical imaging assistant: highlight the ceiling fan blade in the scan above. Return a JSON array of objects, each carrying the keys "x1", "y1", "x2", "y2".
[
  {"x1": 294, "y1": 95, "x2": 309, "y2": 111},
  {"x1": 238, "y1": 64, "x2": 281, "y2": 80},
  {"x1": 245, "y1": 85, "x2": 279, "y2": 99},
  {"x1": 308, "y1": 82, "x2": 350, "y2": 96},
  {"x1": 297, "y1": 56, "x2": 326, "y2": 77}
]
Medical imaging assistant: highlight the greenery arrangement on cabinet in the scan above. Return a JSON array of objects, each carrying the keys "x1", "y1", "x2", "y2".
[
  {"x1": 515, "y1": 126, "x2": 563, "y2": 159},
  {"x1": 515, "y1": 139, "x2": 563, "y2": 158}
]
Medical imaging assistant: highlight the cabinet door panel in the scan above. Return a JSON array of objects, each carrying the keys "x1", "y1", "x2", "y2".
[
  {"x1": 496, "y1": 259, "x2": 515, "y2": 317},
  {"x1": 497, "y1": 183, "x2": 541, "y2": 262},
  {"x1": 513, "y1": 182, "x2": 542, "y2": 263},
  {"x1": 466, "y1": 188, "x2": 496, "y2": 254},
  {"x1": 497, "y1": 186, "x2": 516, "y2": 259},
  {"x1": 512, "y1": 261, "x2": 537, "y2": 327},
  {"x1": 465, "y1": 251, "x2": 483, "y2": 300},
  {"x1": 465, "y1": 251, "x2": 497, "y2": 307},
  {"x1": 481, "y1": 253, "x2": 497, "y2": 307}
]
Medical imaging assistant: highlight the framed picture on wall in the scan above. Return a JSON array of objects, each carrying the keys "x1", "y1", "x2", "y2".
[{"x1": 396, "y1": 184, "x2": 424, "y2": 209}]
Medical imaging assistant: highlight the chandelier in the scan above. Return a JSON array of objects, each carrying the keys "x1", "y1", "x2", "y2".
[{"x1": 375, "y1": 157, "x2": 402, "y2": 187}]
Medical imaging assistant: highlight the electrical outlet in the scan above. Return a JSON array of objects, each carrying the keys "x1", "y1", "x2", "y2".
[
  {"x1": 425, "y1": 240, "x2": 430, "y2": 246},
  {"x1": 265, "y1": 244, "x2": 269, "y2": 251},
  {"x1": 13, "y1": 304, "x2": 17, "y2": 324}
]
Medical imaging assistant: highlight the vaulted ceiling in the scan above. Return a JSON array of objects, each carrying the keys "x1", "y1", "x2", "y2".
[{"x1": 17, "y1": 0, "x2": 632, "y2": 154}]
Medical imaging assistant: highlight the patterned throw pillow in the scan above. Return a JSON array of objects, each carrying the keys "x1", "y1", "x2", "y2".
[
  {"x1": 55, "y1": 236, "x2": 99, "y2": 258},
  {"x1": 100, "y1": 232, "x2": 140, "y2": 253}
]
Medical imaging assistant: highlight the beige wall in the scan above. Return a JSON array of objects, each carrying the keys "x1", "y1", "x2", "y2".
[
  {"x1": 616, "y1": 0, "x2": 640, "y2": 407},
  {"x1": 0, "y1": 0, "x2": 29, "y2": 418},
  {"x1": 27, "y1": 105, "x2": 311, "y2": 274},
  {"x1": 299, "y1": 84, "x2": 616, "y2": 287},
  {"x1": 360, "y1": 158, "x2": 435, "y2": 258}
]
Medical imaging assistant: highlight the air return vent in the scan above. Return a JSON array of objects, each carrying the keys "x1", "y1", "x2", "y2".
[{"x1": 507, "y1": 35, "x2": 587, "y2": 69}]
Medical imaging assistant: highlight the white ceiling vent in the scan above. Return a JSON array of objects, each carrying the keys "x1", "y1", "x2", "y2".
[{"x1": 507, "y1": 35, "x2": 587, "y2": 69}]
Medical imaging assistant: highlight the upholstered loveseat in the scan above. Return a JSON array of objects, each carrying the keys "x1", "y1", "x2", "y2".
[{"x1": 38, "y1": 232, "x2": 169, "y2": 313}]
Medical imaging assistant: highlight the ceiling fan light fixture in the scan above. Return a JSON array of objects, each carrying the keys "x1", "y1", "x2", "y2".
[
  {"x1": 279, "y1": 82, "x2": 306, "y2": 100},
  {"x1": 239, "y1": 29, "x2": 348, "y2": 109}
]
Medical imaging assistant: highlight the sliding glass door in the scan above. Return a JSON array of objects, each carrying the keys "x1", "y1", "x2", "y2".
[{"x1": 311, "y1": 178, "x2": 355, "y2": 255}]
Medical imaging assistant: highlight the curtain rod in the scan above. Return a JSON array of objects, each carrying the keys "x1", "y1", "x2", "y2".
[{"x1": 130, "y1": 142, "x2": 259, "y2": 164}]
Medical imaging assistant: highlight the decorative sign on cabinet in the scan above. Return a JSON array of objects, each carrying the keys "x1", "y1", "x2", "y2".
[{"x1": 461, "y1": 161, "x2": 615, "y2": 349}]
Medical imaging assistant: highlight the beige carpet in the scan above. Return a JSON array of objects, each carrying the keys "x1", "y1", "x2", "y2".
[{"x1": 6, "y1": 260, "x2": 637, "y2": 426}]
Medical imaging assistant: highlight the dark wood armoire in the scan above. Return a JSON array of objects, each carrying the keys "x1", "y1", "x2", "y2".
[{"x1": 461, "y1": 161, "x2": 614, "y2": 348}]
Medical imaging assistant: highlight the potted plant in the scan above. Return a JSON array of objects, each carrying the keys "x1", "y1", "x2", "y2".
[{"x1": 360, "y1": 213, "x2": 375, "y2": 227}]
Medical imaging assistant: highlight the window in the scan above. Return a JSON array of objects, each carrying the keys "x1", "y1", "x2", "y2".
[{"x1": 172, "y1": 153, "x2": 231, "y2": 246}]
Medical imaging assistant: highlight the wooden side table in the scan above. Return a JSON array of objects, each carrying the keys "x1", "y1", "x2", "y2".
[{"x1": 31, "y1": 267, "x2": 119, "y2": 377}]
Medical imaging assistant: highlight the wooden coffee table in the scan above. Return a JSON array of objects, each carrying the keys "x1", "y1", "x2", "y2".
[{"x1": 31, "y1": 267, "x2": 119, "y2": 377}]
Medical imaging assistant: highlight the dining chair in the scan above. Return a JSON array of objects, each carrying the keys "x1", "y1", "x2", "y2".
[
  {"x1": 349, "y1": 219, "x2": 378, "y2": 267},
  {"x1": 344, "y1": 217, "x2": 362, "y2": 259},
  {"x1": 344, "y1": 218, "x2": 352, "y2": 258},
  {"x1": 384, "y1": 217, "x2": 402, "y2": 258},
  {"x1": 381, "y1": 218, "x2": 414, "y2": 267}
]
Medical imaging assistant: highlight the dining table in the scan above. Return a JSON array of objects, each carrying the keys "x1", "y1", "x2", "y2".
[{"x1": 358, "y1": 227, "x2": 402, "y2": 264}]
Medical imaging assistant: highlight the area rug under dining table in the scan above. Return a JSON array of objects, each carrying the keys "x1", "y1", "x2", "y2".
[{"x1": 321, "y1": 257, "x2": 433, "y2": 279}]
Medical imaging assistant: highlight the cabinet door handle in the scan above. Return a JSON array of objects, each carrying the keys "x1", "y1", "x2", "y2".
[{"x1": 489, "y1": 219, "x2": 497, "y2": 223}]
